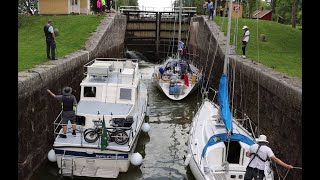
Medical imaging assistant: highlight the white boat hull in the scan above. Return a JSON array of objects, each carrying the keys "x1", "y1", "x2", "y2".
[
  {"x1": 187, "y1": 99, "x2": 273, "y2": 180},
  {"x1": 189, "y1": 153, "x2": 206, "y2": 180},
  {"x1": 152, "y1": 58, "x2": 202, "y2": 100},
  {"x1": 55, "y1": 148, "x2": 132, "y2": 178},
  {"x1": 153, "y1": 76, "x2": 200, "y2": 100},
  {"x1": 51, "y1": 58, "x2": 149, "y2": 178}
]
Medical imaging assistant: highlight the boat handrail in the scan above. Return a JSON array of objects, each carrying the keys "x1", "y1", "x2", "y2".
[
  {"x1": 53, "y1": 111, "x2": 85, "y2": 141},
  {"x1": 83, "y1": 58, "x2": 139, "y2": 84},
  {"x1": 53, "y1": 110, "x2": 63, "y2": 138},
  {"x1": 53, "y1": 111, "x2": 134, "y2": 147},
  {"x1": 231, "y1": 109, "x2": 258, "y2": 139}
]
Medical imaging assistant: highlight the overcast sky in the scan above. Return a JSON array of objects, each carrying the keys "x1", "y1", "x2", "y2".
[{"x1": 138, "y1": 0, "x2": 173, "y2": 11}]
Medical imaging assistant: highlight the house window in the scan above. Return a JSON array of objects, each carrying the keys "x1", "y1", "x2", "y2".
[
  {"x1": 84, "y1": 86, "x2": 96, "y2": 97},
  {"x1": 120, "y1": 88, "x2": 132, "y2": 100},
  {"x1": 72, "y1": 0, "x2": 78, "y2": 5}
]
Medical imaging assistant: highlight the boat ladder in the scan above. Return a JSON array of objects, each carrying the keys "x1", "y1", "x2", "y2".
[
  {"x1": 60, "y1": 157, "x2": 75, "y2": 177},
  {"x1": 79, "y1": 165, "x2": 120, "y2": 178},
  {"x1": 59, "y1": 155, "x2": 120, "y2": 178}
]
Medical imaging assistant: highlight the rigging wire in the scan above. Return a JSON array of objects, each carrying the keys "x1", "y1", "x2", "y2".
[
  {"x1": 230, "y1": 0, "x2": 241, "y2": 116},
  {"x1": 255, "y1": 0, "x2": 261, "y2": 136},
  {"x1": 166, "y1": 14, "x2": 173, "y2": 58},
  {"x1": 170, "y1": 12, "x2": 177, "y2": 57},
  {"x1": 201, "y1": 34, "x2": 212, "y2": 95},
  {"x1": 204, "y1": 28, "x2": 221, "y2": 93},
  {"x1": 162, "y1": 13, "x2": 167, "y2": 61},
  {"x1": 201, "y1": 1, "x2": 228, "y2": 97},
  {"x1": 185, "y1": 13, "x2": 192, "y2": 63}
]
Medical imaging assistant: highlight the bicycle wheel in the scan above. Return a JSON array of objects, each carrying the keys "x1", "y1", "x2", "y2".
[
  {"x1": 112, "y1": 130, "x2": 129, "y2": 145},
  {"x1": 84, "y1": 128, "x2": 99, "y2": 143}
]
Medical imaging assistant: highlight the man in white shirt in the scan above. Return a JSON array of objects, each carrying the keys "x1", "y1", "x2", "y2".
[
  {"x1": 244, "y1": 135, "x2": 293, "y2": 180},
  {"x1": 241, "y1": 25, "x2": 250, "y2": 58}
]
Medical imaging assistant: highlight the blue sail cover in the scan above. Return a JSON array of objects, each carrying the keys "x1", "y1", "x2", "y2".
[
  {"x1": 218, "y1": 73, "x2": 232, "y2": 132},
  {"x1": 201, "y1": 133, "x2": 255, "y2": 157}
]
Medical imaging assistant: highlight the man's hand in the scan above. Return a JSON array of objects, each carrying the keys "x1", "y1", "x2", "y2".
[{"x1": 286, "y1": 164, "x2": 294, "y2": 169}]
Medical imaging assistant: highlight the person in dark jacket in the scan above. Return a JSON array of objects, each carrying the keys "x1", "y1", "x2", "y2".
[
  {"x1": 43, "y1": 19, "x2": 57, "y2": 60},
  {"x1": 47, "y1": 86, "x2": 77, "y2": 138}
]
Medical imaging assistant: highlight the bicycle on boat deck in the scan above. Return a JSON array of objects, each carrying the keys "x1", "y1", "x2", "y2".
[{"x1": 83, "y1": 120, "x2": 129, "y2": 145}]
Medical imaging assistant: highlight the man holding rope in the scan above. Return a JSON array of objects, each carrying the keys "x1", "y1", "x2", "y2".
[{"x1": 244, "y1": 135, "x2": 293, "y2": 180}]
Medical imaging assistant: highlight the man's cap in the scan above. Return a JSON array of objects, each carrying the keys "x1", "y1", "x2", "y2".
[
  {"x1": 62, "y1": 86, "x2": 72, "y2": 95},
  {"x1": 242, "y1": 25, "x2": 248, "y2": 30},
  {"x1": 256, "y1": 134, "x2": 269, "y2": 143}
]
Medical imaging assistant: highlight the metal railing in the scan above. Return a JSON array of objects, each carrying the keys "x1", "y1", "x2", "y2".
[
  {"x1": 53, "y1": 111, "x2": 134, "y2": 148},
  {"x1": 119, "y1": 6, "x2": 196, "y2": 13},
  {"x1": 83, "y1": 58, "x2": 139, "y2": 85}
]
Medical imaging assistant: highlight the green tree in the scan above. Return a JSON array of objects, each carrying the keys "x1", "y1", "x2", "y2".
[
  {"x1": 291, "y1": 0, "x2": 298, "y2": 28},
  {"x1": 275, "y1": 0, "x2": 302, "y2": 26}
]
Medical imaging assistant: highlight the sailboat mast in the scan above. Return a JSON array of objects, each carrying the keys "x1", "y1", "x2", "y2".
[
  {"x1": 223, "y1": 0, "x2": 233, "y2": 74},
  {"x1": 177, "y1": 0, "x2": 182, "y2": 60},
  {"x1": 178, "y1": 0, "x2": 182, "y2": 42}
]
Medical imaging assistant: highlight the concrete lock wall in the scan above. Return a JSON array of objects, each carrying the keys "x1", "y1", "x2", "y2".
[
  {"x1": 18, "y1": 14, "x2": 127, "y2": 180},
  {"x1": 189, "y1": 17, "x2": 302, "y2": 180}
]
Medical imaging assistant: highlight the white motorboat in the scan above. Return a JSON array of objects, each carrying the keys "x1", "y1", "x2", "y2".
[{"x1": 49, "y1": 58, "x2": 150, "y2": 178}]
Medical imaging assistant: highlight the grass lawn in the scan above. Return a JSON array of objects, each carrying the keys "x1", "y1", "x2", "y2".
[
  {"x1": 214, "y1": 16, "x2": 302, "y2": 79},
  {"x1": 18, "y1": 14, "x2": 105, "y2": 71}
]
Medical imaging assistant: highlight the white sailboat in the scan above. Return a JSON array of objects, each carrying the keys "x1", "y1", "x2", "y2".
[
  {"x1": 185, "y1": 0, "x2": 274, "y2": 179},
  {"x1": 152, "y1": 0, "x2": 202, "y2": 101},
  {"x1": 48, "y1": 58, "x2": 150, "y2": 178}
]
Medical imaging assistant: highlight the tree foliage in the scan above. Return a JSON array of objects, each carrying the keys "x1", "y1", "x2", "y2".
[
  {"x1": 190, "y1": 0, "x2": 302, "y2": 26},
  {"x1": 90, "y1": 0, "x2": 138, "y2": 11}
]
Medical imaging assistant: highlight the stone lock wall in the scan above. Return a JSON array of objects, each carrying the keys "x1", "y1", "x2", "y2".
[
  {"x1": 189, "y1": 17, "x2": 302, "y2": 180},
  {"x1": 18, "y1": 14, "x2": 127, "y2": 180}
]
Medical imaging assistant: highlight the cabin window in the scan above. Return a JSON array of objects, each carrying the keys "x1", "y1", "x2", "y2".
[
  {"x1": 84, "y1": 86, "x2": 96, "y2": 97},
  {"x1": 224, "y1": 141, "x2": 241, "y2": 164},
  {"x1": 120, "y1": 88, "x2": 132, "y2": 100},
  {"x1": 72, "y1": 0, "x2": 78, "y2": 5}
]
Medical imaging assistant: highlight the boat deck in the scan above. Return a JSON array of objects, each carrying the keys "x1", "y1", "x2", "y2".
[
  {"x1": 83, "y1": 71, "x2": 136, "y2": 85},
  {"x1": 53, "y1": 124, "x2": 130, "y2": 152}
]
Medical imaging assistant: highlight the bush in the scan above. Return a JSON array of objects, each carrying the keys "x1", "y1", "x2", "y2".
[{"x1": 260, "y1": 34, "x2": 267, "y2": 42}]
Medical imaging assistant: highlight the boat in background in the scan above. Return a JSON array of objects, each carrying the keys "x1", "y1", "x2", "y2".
[
  {"x1": 48, "y1": 58, "x2": 150, "y2": 178},
  {"x1": 185, "y1": 0, "x2": 274, "y2": 179},
  {"x1": 152, "y1": 0, "x2": 202, "y2": 101}
]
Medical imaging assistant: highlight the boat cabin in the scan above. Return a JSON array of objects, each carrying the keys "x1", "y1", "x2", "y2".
[{"x1": 76, "y1": 59, "x2": 139, "y2": 129}]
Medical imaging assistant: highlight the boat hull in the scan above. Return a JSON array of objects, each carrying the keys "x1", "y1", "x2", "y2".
[
  {"x1": 153, "y1": 76, "x2": 200, "y2": 100},
  {"x1": 187, "y1": 100, "x2": 260, "y2": 180},
  {"x1": 51, "y1": 58, "x2": 148, "y2": 178},
  {"x1": 55, "y1": 148, "x2": 130, "y2": 176},
  {"x1": 189, "y1": 152, "x2": 206, "y2": 180}
]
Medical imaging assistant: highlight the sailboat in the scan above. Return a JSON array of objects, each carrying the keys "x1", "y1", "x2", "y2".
[
  {"x1": 48, "y1": 58, "x2": 150, "y2": 178},
  {"x1": 152, "y1": 0, "x2": 202, "y2": 101},
  {"x1": 185, "y1": 0, "x2": 274, "y2": 179}
]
